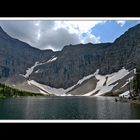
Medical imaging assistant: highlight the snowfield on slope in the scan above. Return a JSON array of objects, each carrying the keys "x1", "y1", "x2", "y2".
[
  {"x1": 28, "y1": 80, "x2": 67, "y2": 96},
  {"x1": 47, "y1": 56, "x2": 57, "y2": 63},
  {"x1": 83, "y1": 68, "x2": 130, "y2": 96},
  {"x1": 27, "y1": 69, "x2": 99, "y2": 96},
  {"x1": 121, "y1": 76, "x2": 134, "y2": 88},
  {"x1": 23, "y1": 62, "x2": 39, "y2": 78},
  {"x1": 20, "y1": 56, "x2": 58, "y2": 78},
  {"x1": 27, "y1": 67, "x2": 133, "y2": 96}
]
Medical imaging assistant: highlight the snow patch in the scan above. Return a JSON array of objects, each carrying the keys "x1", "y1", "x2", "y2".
[
  {"x1": 35, "y1": 70, "x2": 40, "y2": 73},
  {"x1": 27, "y1": 69, "x2": 99, "y2": 96},
  {"x1": 20, "y1": 62, "x2": 39, "y2": 78},
  {"x1": 65, "y1": 69, "x2": 100, "y2": 92},
  {"x1": 77, "y1": 69, "x2": 99, "y2": 85},
  {"x1": 128, "y1": 77, "x2": 134, "y2": 82},
  {"x1": 121, "y1": 81, "x2": 129, "y2": 88},
  {"x1": 107, "y1": 68, "x2": 130, "y2": 86},
  {"x1": 39, "y1": 89, "x2": 48, "y2": 95},
  {"x1": 134, "y1": 68, "x2": 136, "y2": 74},
  {"x1": 26, "y1": 68, "x2": 130, "y2": 96},
  {"x1": 20, "y1": 56, "x2": 58, "y2": 79},
  {"x1": 27, "y1": 80, "x2": 31, "y2": 86},
  {"x1": 95, "y1": 83, "x2": 118, "y2": 96},
  {"x1": 119, "y1": 91, "x2": 130, "y2": 98},
  {"x1": 47, "y1": 57, "x2": 57, "y2": 63},
  {"x1": 121, "y1": 77, "x2": 134, "y2": 88},
  {"x1": 24, "y1": 62, "x2": 39, "y2": 78},
  {"x1": 84, "y1": 68, "x2": 130, "y2": 96},
  {"x1": 28, "y1": 80, "x2": 66, "y2": 96}
]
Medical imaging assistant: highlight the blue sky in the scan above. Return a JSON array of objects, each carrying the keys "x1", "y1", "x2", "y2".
[
  {"x1": 91, "y1": 20, "x2": 139, "y2": 43},
  {"x1": 0, "y1": 20, "x2": 140, "y2": 51}
]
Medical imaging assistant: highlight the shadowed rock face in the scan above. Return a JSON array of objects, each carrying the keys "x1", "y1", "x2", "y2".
[
  {"x1": 0, "y1": 26, "x2": 55, "y2": 80},
  {"x1": 0, "y1": 24, "x2": 140, "y2": 90},
  {"x1": 30, "y1": 43, "x2": 111, "y2": 88}
]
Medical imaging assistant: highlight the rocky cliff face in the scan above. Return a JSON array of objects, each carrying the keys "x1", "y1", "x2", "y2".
[
  {"x1": 30, "y1": 43, "x2": 111, "y2": 88},
  {"x1": 99, "y1": 24, "x2": 140, "y2": 75},
  {"x1": 0, "y1": 26, "x2": 55, "y2": 81},
  {"x1": 0, "y1": 24, "x2": 140, "y2": 95}
]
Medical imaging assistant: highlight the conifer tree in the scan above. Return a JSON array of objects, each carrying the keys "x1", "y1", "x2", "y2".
[{"x1": 133, "y1": 69, "x2": 140, "y2": 96}]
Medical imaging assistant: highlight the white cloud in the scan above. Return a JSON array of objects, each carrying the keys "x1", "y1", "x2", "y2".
[
  {"x1": 0, "y1": 20, "x2": 106, "y2": 51},
  {"x1": 54, "y1": 21, "x2": 106, "y2": 34},
  {"x1": 81, "y1": 31, "x2": 101, "y2": 44},
  {"x1": 38, "y1": 27, "x2": 80, "y2": 51},
  {"x1": 116, "y1": 20, "x2": 126, "y2": 27},
  {"x1": 53, "y1": 20, "x2": 105, "y2": 46}
]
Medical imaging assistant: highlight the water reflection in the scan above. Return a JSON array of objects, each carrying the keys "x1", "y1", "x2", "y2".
[
  {"x1": 0, "y1": 96, "x2": 140, "y2": 119},
  {"x1": 129, "y1": 103, "x2": 140, "y2": 119},
  {"x1": 95, "y1": 97, "x2": 132, "y2": 119}
]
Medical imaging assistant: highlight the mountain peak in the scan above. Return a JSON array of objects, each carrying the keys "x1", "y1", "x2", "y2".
[
  {"x1": 0, "y1": 26, "x2": 6, "y2": 33},
  {"x1": 0, "y1": 26, "x2": 12, "y2": 40},
  {"x1": 114, "y1": 23, "x2": 140, "y2": 44}
]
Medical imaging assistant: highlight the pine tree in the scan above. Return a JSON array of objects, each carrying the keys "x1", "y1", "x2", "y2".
[{"x1": 133, "y1": 69, "x2": 140, "y2": 96}]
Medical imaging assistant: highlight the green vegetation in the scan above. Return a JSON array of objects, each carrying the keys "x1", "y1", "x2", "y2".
[
  {"x1": 127, "y1": 69, "x2": 140, "y2": 104},
  {"x1": 0, "y1": 83, "x2": 46, "y2": 98},
  {"x1": 132, "y1": 69, "x2": 140, "y2": 97}
]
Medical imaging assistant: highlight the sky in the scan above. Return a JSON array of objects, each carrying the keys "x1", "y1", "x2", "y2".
[{"x1": 0, "y1": 20, "x2": 139, "y2": 51}]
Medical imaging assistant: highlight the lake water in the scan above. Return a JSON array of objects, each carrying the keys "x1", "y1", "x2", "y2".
[{"x1": 0, "y1": 96, "x2": 140, "y2": 119}]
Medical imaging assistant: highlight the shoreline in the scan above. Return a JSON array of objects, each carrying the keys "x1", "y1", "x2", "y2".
[
  {"x1": 1, "y1": 94, "x2": 140, "y2": 105},
  {"x1": 102, "y1": 92, "x2": 140, "y2": 105},
  {"x1": 128, "y1": 99, "x2": 140, "y2": 105},
  {"x1": 112, "y1": 96, "x2": 140, "y2": 105}
]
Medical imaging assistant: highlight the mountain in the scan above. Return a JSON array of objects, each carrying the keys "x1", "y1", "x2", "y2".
[
  {"x1": 0, "y1": 24, "x2": 140, "y2": 96},
  {"x1": 29, "y1": 43, "x2": 111, "y2": 89},
  {"x1": 0, "y1": 26, "x2": 55, "y2": 79}
]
